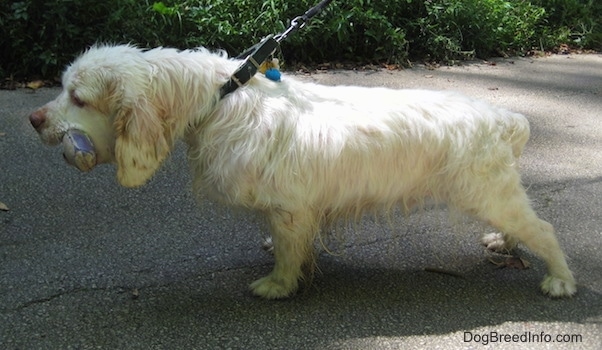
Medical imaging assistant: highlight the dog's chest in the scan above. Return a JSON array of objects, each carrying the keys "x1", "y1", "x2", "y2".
[{"x1": 184, "y1": 130, "x2": 263, "y2": 205}]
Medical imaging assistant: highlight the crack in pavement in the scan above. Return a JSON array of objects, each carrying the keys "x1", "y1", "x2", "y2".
[
  {"x1": 7, "y1": 286, "x2": 109, "y2": 312},
  {"x1": 4, "y1": 262, "x2": 271, "y2": 313}
]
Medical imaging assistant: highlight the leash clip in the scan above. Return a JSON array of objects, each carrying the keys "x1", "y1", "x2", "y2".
[{"x1": 275, "y1": 16, "x2": 306, "y2": 43}]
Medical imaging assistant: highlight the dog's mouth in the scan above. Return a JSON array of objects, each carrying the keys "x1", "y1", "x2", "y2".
[{"x1": 61, "y1": 129, "x2": 98, "y2": 172}]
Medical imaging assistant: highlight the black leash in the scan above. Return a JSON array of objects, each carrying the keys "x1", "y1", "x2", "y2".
[{"x1": 220, "y1": 0, "x2": 335, "y2": 98}]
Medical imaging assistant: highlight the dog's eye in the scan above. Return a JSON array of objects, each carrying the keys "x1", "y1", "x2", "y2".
[{"x1": 70, "y1": 91, "x2": 85, "y2": 108}]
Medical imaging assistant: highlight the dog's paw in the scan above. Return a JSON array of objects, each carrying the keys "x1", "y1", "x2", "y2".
[
  {"x1": 250, "y1": 274, "x2": 297, "y2": 299},
  {"x1": 541, "y1": 274, "x2": 576, "y2": 298},
  {"x1": 481, "y1": 232, "x2": 517, "y2": 252}
]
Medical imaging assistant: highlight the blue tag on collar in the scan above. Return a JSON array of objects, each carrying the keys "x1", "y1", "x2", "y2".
[{"x1": 265, "y1": 68, "x2": 281, "y2": 82}]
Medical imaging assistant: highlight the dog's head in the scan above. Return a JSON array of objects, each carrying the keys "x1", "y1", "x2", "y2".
[{"x1": 30, "y1": 45, "x2": 175, "y2": 187}]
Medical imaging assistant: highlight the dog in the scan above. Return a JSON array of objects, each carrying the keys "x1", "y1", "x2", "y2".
[{"x1": 29, "y1": 44, "x2": 576, "y2": 299}]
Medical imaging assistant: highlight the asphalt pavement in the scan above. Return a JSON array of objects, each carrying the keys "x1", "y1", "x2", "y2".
[{"x1": 1, "y1": 54, "x2": 601, "y2": 349}]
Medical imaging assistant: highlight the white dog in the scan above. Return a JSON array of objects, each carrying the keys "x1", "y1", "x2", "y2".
[{"x1": 29, "y1": 44, "x2": 576, "y2": 299}]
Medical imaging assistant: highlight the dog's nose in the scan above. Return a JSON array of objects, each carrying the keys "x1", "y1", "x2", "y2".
[{"x1": 29, "y1": 109, "x2": 46, "y2": 129}]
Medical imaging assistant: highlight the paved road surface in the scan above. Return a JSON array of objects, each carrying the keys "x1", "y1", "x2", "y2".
[{"x1": 1, "y1": 54, "x2": 601, "y2": 349}]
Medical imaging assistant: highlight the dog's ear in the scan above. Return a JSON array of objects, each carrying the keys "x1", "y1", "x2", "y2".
[{"x1": 113, "y1": 99, "x2": 171, "y2": 187}]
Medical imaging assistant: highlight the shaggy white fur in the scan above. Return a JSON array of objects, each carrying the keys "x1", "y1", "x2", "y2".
[{"x1": 30, "y1": 44, "x2": 576, "y2": 299}]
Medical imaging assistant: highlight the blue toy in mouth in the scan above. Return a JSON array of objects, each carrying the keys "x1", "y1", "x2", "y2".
[{"x1": 62, "y1": 129, "x2": 97, "y2": 172}]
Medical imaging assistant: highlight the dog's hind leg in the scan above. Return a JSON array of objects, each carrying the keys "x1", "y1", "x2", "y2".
[
  {"x1": 250, "y1": 209, "x2": 318, "y2": 299},
  {"x1": 466, "y1": 175, "x2": 576, "y2": 297}
]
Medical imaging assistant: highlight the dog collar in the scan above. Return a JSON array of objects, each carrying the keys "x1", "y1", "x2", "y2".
[{"x1": 220, "y1": 35, "x2": 280, "y2": 99}]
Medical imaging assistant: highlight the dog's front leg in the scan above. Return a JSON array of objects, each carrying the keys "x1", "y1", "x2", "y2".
[{"x1": 250, "y1": 209, "x2": 318, "y2": 299}]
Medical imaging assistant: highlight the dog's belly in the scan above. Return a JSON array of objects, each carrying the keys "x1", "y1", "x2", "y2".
[{"x1": 193, "y1": 136, "x2": 444, "y2": 215}]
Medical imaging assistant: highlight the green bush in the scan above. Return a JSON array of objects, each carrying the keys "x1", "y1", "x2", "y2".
[
  {"x1": 532, "y1": 0, "x2": 602, "y2": 49},
  {"x1": 406, "y1": 0, "x2": 548, "y2": 61},
  {"x1": 0, "y1": 0, "x2": 147, "y2": 79},
  {"x1": 147, "y1": 0, "x2": 408, "y2": 64},
  {"x1": 0, "y1": 0, "x2": 600, "y2": 80},
  {"x1": 147, "y1": 0, "x2": 601, "y2": 64}
]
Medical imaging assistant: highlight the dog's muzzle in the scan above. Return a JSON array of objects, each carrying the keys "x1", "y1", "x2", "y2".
[{"x1": 29, "y1": 110, "x2": 97, "y2": 172}]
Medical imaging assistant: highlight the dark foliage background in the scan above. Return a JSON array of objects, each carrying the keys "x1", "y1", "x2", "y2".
[{"x1": 1, "y1": 0, "x2": 600, "y2": 80}]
